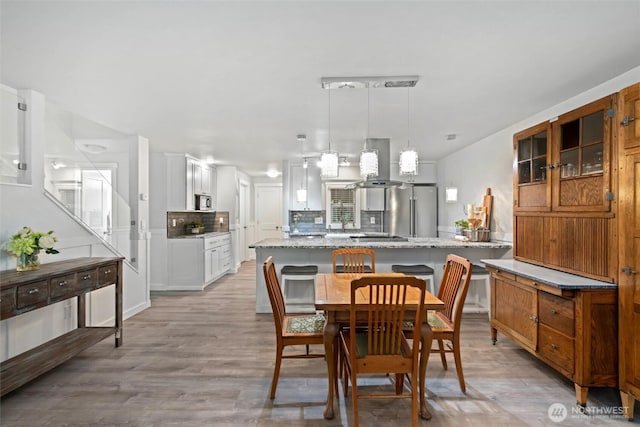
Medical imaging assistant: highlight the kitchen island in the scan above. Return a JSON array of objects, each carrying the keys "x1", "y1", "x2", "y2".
[{"x1": 250, "y1": 237, "x2": 511, "y2": 313}]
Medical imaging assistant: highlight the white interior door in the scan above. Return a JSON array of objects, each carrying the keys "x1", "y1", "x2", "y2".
[
  {"x1": 255, "y1": 184, "x2": 282, "y2": 241},
  {"x1": 81, "y1": 169, "x2": 112, "y2": 241},
  {"x1": 239, "y1": 180, "x2": 249, "y2": 262}
]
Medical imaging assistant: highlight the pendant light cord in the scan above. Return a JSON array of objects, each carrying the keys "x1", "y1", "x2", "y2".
[
  {"x1": 407, "y1": 87, "x2": 410, "y2": 148},
  {"x1": 365, "y1": 85, "x2": 370, "y2": 149},
  {"x1": 328, "y1": 86, "x2": 331, "y2": 151}
]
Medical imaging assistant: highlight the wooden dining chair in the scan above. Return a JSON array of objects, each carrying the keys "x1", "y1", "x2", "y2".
[
  {"x1": 263, "y1": 256, "x2": 325, "y2": 399},
  {"x1": 332, "y1": 248, "x2": 376, "y2": 273},
  {"x1": 339, "y1": 276, "x2": 426, "y2": 427},
  {"x1": 428, "y1": 254, "x2": 473, "y2": 393}
]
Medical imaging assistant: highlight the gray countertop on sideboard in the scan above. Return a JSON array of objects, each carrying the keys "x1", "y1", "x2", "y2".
[
  {"x1": 250, "y1": 237, "x2": 511, "y2": 249},
  {"x1": 481, "y1": 259, "x2": 616, "y2": 290}
]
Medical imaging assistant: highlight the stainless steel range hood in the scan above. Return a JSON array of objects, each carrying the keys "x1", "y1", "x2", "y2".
[{"x1": 349, "y1": 138, "x2": 405, "y2": 188}]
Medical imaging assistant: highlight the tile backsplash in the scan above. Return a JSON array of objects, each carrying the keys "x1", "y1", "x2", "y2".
[
  {"x1": 167, "y1": 211, "x2": 229, "y2": 237},
  {"x1": 289, "y1": 210, "x2": 383, "y2": 234}
]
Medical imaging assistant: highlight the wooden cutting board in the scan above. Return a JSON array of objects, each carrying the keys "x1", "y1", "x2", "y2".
[{"x1": 482, "y1": 188, "x2": 493, "y2": 229}]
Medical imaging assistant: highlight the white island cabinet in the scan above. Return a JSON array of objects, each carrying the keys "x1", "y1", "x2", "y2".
[{"x1": 165, "y1": 233, "x2": 231, "y2": 291}]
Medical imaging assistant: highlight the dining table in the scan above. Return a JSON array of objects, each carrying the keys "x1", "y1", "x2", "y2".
[{"x1": 314, "y1": 272, "x2": 445, "y2": 420}]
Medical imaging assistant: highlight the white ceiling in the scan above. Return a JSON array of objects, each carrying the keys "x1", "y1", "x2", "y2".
[{"x1": 2, "y1": 1, "x2": 639, "y2": 177}]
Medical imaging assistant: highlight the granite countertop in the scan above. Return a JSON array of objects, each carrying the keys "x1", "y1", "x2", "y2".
[
  {"x1": 481, "y1": 258, "x2": 616, "y2": 290},
  {"x1": 170, "y1": 231, "x2": 230, "y2": 239},
  {"x1": 250, "y1": 237, "x2": 512, "y2": 249}
]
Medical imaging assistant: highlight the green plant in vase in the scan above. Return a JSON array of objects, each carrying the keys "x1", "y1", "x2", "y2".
[
  {"x1": 454, "y1": 219, "x2": 469, "y2": 236},
  {"x1": 3, "y1": 226, "x2": 59, "y2": 271}
]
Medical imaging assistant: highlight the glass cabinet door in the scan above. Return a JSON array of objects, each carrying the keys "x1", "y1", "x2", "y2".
[
  {"x1": 552, "y1": 94, "x2": 613, "y2": 212},
  {"x1": 514, "y1": 122, "x2": 551, "y2": 212}
]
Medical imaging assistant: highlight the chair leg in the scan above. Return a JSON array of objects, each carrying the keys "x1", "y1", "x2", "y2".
[
  {"x1": 452, "y1": 337, "x2": 466, "y2": 393},
  {"x1": 437, "y1": 339, "x2": 448, "y2": 370},
  {"x1": 395, "y1": 373, "x2": 404, "y2": 395},
  {"x1": 351, "y1": 372, "x2": 359, "y2": 427},
  {"x1": 269, "y1": 345, "x2": 284, "y2": 399},
  {"x1": 411, "y1": 369, "x2": 419, "y2": 427}
]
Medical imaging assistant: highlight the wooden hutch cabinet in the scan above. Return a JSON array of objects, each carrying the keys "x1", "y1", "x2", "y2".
[
  {"x1": 497, "y1": 86, "x2": 640, "y2": 412},
  {"x1": 617, "y1": 82, "x2": 640, "y2": 420},
  {"x1": 513, "y1": 94, "x2": 617, "y2": 283}
]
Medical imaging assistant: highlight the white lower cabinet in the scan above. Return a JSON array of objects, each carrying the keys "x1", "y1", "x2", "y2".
[{"x1": 167, "y1": 233, "x2": 231, "y2": 291}]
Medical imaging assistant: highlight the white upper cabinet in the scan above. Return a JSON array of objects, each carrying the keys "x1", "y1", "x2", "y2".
[
  {"x1": 289, "y1": 162, "x2": 322, "y2": 210},
  {"x1": 361, "y1": 187, "x2": 385, "y2": 211},
  {"x1": 390, "y1": 161, "x2": 437, "y2": 184}
]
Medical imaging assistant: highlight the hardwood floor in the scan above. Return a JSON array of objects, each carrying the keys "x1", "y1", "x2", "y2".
[{"x1": 1, "y1": 260, "x2": 635, "y2": 426}]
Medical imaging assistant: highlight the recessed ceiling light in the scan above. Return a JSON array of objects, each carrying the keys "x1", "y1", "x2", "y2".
[
  {"x1": 80, "y1": 143, "x2": 107, "y2": 154},
  {"x1": 266, "y1": 169, "x2": 280, "y2": 178},
  {"x1": 446, "y1": 134, "x2": 457, "y2": 141}
]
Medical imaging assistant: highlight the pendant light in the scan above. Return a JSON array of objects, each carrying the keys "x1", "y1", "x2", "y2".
[
  {"x1": 399, "y1": 86, "x2": 418, "y2": 176},
  {"x1": 360, "y1": 86, "x2": 378, "y2": 178},
  {"x1": 321, "y1": 86, "x2": 339, "y2": 178}
]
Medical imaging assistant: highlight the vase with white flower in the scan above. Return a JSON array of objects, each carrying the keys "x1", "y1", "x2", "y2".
[{"x1": 3, "y1": 227, "x2": 59, "y2": 271}]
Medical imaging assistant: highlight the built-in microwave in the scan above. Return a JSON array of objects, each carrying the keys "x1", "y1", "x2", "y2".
[{"x1": 195, "y1": 194, "x2": 212, "y2": 210}]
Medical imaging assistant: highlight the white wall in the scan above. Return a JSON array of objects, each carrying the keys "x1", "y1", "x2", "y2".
[
  {"x1": 0, "y1": 88, "x2": 151, "y2": 361},
  {"x1": 438, "y1": 67, "x2": 640, "y2": 242}
]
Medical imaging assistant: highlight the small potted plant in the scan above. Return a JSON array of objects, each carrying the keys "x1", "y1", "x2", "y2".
[{"x1": 454, "y1": 219, "x2": 469, "y2": 236}]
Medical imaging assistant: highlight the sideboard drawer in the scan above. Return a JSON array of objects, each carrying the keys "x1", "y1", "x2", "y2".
[
  {"x1": 538, "y1": 323, "x2": 574, "y2": 374},
  {"x1": 98, "y1": 264, "x2": 117, "y2": 286},
  {"x1": 49, "y1": 273, "x2": 77, "y2": 299},
  {"x1": 1, "y1": 288, "x2": 16, "y2": 318},
  {"x1": 539, "y1": 292, "x2": 575, "y2": 337},
  {"x1": 77, "y1": 268, "x2": 98, "y2": 291},
  {"x1": 16, "y1": 281, "x2": 49, "y2": 309}
]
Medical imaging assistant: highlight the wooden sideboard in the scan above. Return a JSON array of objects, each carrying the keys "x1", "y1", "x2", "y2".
[
  {"x1": 483, "y1": 259, "x2": 617, "y2": 406},
  {"x1": 0, "y1": 257, "x2": 123, "y2": 396}
]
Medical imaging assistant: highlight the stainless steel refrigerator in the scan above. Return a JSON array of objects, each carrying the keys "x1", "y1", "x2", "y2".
[{"x1": 384, "y1": 184, "x2": 438, "y2": 237}]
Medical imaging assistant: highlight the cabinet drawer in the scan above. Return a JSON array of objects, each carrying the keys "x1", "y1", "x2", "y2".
[
  {"x1": 16, "y1": 281, "x2": 49, "y2": 309},
  {"x1": 539, "y1": 292, "x2": 575, "y2": 336},
  {"x1": 77, "y1": 268, "x2": 98, "y2": 291},
  {"x1": 49, "y1": 273, "x2": 78, "y2": 299},
  {"x1": 538, "y1": 323, "x2": 574, "y2": 374},
  {"x1": 99, "y1": 264, "x2": 118, "y2": 286},
  {"x1": 494, "y1": 269, "x2": 516, "y2": 281},
  {"x1": 1, "y1": 288, "x2": 16, "y2": 318},
  {"x1": 204, "y1": 238, "x2": 218, "y2": 250}
]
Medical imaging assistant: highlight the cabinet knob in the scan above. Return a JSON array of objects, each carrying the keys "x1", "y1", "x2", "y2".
[
  {"x1": 58, "y1": 281, "x2": 68, "y2": 287},
  {"x1": 83, "y1": 275, "x2": 91, "y2": 280},
  {"x1": 104, "y1": 270, "x2": 111, "y2": 275},
  {"x1": 550, "y1": 309, "x2": 557, "y2": 315},
  {"x1": 551, "y1": 343, "x2": 558, "y2": 350},
  {"x1": 27, "y1": 288, "x2": 39, "y2": 295}
]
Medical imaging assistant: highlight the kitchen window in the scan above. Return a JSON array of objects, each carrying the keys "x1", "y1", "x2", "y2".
[{"x1": 326, "y1": 184, "x2": 360, "y2": 230}]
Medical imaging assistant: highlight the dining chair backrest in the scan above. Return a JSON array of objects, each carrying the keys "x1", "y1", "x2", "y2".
[
  {"x1": 263, "y1": 256, "x2": 285, "y2": 333},
  {"x1": 349, "y1": 276, "x2": 426, "y2": 359},
  {"x1": 437, "y1": 254, "x2": 473, "y2": 326},
  {"x1": 332, "y1": 248, "x2": 376, "y2": 274}
]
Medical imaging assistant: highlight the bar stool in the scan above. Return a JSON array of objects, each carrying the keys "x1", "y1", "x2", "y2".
[
  {"x1": 280, "y1": 265, "x2": 318, "y2": 314},
  {"x1": 391, "y1": 264, "x2": 435, "y2": 295},
  {"x1": 463, "y1": 265, "x2": 492, "y2": 319}
]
